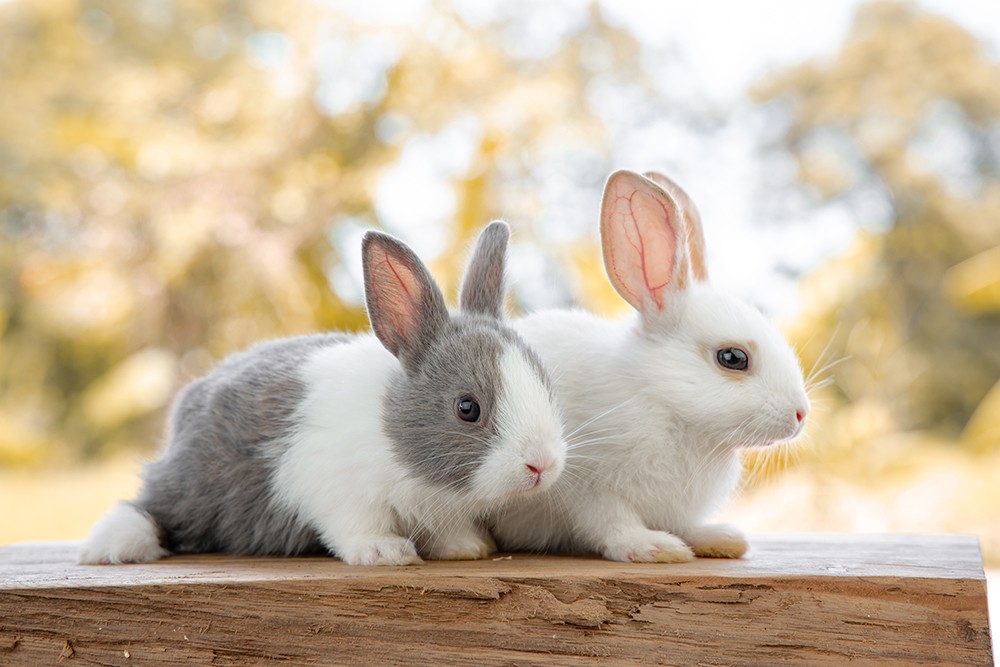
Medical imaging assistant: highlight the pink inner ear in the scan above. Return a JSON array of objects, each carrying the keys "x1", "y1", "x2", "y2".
[
  {"x1": 373, "y1": 250, "x2": 421, "y2": 349},
  {"x1": 603, "y1": 180, "x2": 678, "y2": 312}
]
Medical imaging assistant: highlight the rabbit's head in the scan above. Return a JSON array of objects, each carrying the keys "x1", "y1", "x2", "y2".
[
  {"x1": 601, "y1": 170, "x2": 809, "y2": 449},
  {"x1": 363, "y1": 222, "x2": 565, "y2": 506}
]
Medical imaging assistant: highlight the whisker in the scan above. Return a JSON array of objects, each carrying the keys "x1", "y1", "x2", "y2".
[
  {"x1": 562, "y1": 396, "x2": 636, "y2": 441},
  {"x1": 805, "y1": 325, "x2": 840, "y2": 384}
]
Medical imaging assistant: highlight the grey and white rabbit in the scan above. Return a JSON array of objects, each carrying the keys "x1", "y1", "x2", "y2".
[
  {"x1": 80, "y1": 221, "x2": 565, "y2": 566},
  {"x1": 490, "y1": 170, "x2": 809, "y2": 562}
]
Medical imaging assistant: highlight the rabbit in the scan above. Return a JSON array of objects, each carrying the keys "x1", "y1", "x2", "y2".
[
  {"x1": 489, "y1": 169, "x2": 810, "y2": 563},
  {"x1": 79, "y1": 221, "x2": 566, "y2": 566}
]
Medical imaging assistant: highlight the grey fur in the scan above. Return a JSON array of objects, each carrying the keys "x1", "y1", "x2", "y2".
[
  {"x1": 136, "y1": 334, "x2": 349, "y2": 555},
  {"x1": 385, "y1": 315, "x2": 514, "y2": 489},
  {"x1": 362, "y1": 231, "x2": 449, "y2": 374},
  {"x1": 460, "y1": 221, "x2": 510, "y2": 318},
  {"x1": 383, "y1": 221, "x2": 549, "y2": 489},
  {"x1": 128, "y1": 223, "x2": 551, "y2": 558}
]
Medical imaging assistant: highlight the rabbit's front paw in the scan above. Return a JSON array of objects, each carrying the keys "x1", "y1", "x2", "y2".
[
  {"x1": 424, "y1": 527, "x2": 497, "y2": 561},
  {"x1": 339, "y1": 535, "x2": 423, "y2": 566},
  {"x1": 684, "y1": 524, "x2": 748, "y2": 558},
  {"x1": 602, "y1": 528, "x2": 695, "y2": 563}
]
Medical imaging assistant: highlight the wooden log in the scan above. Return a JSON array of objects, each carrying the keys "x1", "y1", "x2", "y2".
[{"x1": 0, "y1": 534, "x2": 992, "y2": 665}]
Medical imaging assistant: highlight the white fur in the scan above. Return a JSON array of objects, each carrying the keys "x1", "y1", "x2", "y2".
[
  {"x1": 271, "y1": 336, "x2": 420, "y2": 565},
  {"x1": 78, "y1": 502, "x2": 169, "y2": 564},
  {"x1": 78, "y1": 222, "x2": 564, "y2": 567},
  {"x1": 469, "y1": 347, "x2": 565, "y2": 499},
  {"x1": 489, "y1": 173, "x2": 809, "y2": 562},
  {"x1": 271, "y1": 335, "x2": 565, "y2": 566},
  {"x1": 492, "y1": 290, "x2": 807, "y2": 560}
]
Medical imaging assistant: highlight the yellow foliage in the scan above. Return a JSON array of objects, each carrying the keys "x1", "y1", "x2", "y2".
[
  {"x1": 0, "y1": 408, "x2": 52, "y2": 467},
  {"x1": 570, "y1": 243, "x2": 632, "y2": 318},
  {"x1": 81, "y1": 348, "x2": 178, "y2": 430},
  {"x1": 0, "y1": 0, "x2": 648, "y2": 463},
  {"x1": 943, "y1": 245, "x2": 1000, "y2": 313},
  {"x1": 962, "y1": 379, "x2": 1000, "y2": 454}
]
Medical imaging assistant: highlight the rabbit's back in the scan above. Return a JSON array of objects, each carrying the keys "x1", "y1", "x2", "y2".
[{"x1": 138, "y1": 333, "x2": 352, "y2": 556}]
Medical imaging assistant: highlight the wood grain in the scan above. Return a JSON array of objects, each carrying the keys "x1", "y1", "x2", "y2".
[{"x1": 0, "y1": 534, "x2": 993, "y2": 665}]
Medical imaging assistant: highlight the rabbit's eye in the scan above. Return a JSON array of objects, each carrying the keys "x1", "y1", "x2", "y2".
[
  {"x1": 716, "y1": 347, "x2": 749, "y2": 372},
  {"x1": 456, "y1": 397, "x2": 481, "y2": 423}
]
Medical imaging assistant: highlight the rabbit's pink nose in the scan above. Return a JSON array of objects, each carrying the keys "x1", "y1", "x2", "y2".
[{"x1": 526, "y1": 463, "x2": 546, "y2": 488}]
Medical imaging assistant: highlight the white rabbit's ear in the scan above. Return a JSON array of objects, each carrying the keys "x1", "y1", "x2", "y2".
[
  {"x1": 600, "y1": 169, "x2": 691, "y2": 315},
  {"x1": 460, "y1": 220, "x2": 510, "y2": 318},
  {"x1": 643, "y1": 171, "x2": 708, "y2": 282},
  {"x1": 362, "y1": 231, "x2": 448, "y2": 370}
]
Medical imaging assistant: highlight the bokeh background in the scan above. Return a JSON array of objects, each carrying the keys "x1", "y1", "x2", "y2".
[{"x1": 1, "y1": 0, "x2": 998, "y2": 623}]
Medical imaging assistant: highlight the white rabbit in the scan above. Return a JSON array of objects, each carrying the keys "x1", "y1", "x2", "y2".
[
  {"x1": 490, "y1": 170, "x2": 809, "y2": 563},
  {"x1": 80, "y1": 222, "x2": 565, "y2": 566}
]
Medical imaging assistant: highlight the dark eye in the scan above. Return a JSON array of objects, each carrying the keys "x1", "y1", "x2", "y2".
[
  {"x1": 716, "y1": 347, "x2": 749, "y2": 372},
  {"x1": 456, "y1": 397, "x2": 481, "y2": 423}
]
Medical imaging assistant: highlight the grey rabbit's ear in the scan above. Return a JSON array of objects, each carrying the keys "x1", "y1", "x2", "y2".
[
  {"x1": 459, "y1": 220, "x2": 510, "y2": 318},
  {"x1": 362, "y1": 231, "x2": 449, "y2": 372}
]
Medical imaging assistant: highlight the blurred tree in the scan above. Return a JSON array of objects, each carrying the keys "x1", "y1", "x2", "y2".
[
  {"x1": 0, "y1": 0, "x2": 647, "y2": 463},
  {"x1": 754, "y1": 1, "x2": 1000, "y2": 460}
]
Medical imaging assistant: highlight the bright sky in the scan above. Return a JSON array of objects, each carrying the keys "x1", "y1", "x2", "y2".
[{"x1": 604, "y1": 0, "x2": 999, "y2": 103}]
